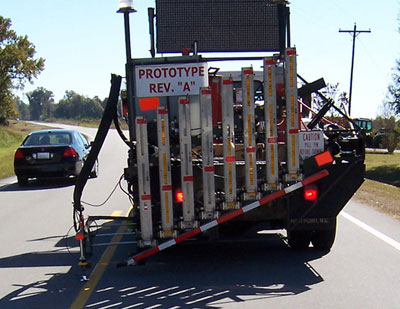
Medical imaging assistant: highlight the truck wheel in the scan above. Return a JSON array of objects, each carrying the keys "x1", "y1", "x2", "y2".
[
  {"x1": 312, "y1": 223, "x2": 337, "y2": 251},
  {"x1": 287, "y1": 230, "x2": 311, "y2": 250}
]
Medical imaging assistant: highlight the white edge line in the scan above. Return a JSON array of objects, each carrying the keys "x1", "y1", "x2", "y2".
[{"x1": 341, "y1": 211, "x2": 400, "y2": 252}]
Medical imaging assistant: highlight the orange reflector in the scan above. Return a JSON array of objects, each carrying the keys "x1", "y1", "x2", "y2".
[
  {"x1": 176, "y1": 191, "x2": 184, "y2": 203},
  {"x1": 315, "y1": 151, "x2": 333, "y2": 167},
  {"x1": 304, "y1": 185, "x2": 318, "y2": 202},
  {"x1": 139, "y1": 97, "x2": 159, "y2": 111}
]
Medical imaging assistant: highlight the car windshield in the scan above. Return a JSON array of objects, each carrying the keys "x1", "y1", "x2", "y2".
[{"x1": 24, "y1": 132, "x2": 72, "y2": 146}]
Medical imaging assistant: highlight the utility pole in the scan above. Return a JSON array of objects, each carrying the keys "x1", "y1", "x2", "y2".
[{"x1": 339, "y1": 23, "x2": 370, "y2": 116}]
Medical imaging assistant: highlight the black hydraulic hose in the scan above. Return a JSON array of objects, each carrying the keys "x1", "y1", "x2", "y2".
[
  {"x1": 73, "y1": 74, "x2": 122, "y2": 213},
  {"x1": 306, "y1": 98, "x2": 334, "y2": 130},
  {"x1": 113, "y1": 114, "x2": 131, "y2": 148}
]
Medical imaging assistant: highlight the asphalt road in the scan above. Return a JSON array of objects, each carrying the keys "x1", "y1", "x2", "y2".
[{"x1": 0, "y1": 124, "x2": 399, "y2": 308}]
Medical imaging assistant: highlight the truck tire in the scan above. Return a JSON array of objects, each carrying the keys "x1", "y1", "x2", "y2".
[
  {"x1": 311, "y1": 220, "x2": 337, "y2": 251},
  {"x1": 287, "y1": 230, "x2": 311, "y2": 250}
]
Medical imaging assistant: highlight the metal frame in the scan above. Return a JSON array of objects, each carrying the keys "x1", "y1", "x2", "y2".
[
  {"x1": 264, "y1": 57, "x2": 279, "y2": 189},
  {"x1": 284, "y1": 48, "x2": 300, "y2": 180},
  {"x1": 135, "y1": 117, "x2": 153, "y2": 246},
  {"x1": 200, "y1": 87, "x2": 217, "y2": 219},
  {"x1": 221, "y1": 77, "x2": 238, "y2": 209},
  {"x1": 178, "y1": 97, "x2": 196, "y2": 228},
  {"x1": 242, "y1": 68, "x2": 258, "y2": 200},
  {"x1": 157, "y1": 107, "x2": 174, "y2": 237}
]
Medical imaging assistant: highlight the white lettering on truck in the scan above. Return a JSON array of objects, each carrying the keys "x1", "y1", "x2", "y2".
[{"x1": 135, "y1": 63, "x2": 208, "y2": 97}]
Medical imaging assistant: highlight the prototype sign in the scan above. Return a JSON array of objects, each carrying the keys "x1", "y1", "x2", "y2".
[
  {"x1": 135, "y1": 63, "x2": 208, "y2": 98},
  {"x1": 299, "y1": 131, "x2": 324, "y2": 159}
]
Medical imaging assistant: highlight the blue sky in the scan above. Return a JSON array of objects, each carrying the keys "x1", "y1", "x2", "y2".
[{"x1": 2, "y1": 0, "x2": 399, "y2": 118}]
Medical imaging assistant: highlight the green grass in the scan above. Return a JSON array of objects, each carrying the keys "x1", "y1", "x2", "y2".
[
  {"x1": 353, "y1": 151, "x2": 400, "y2": 220},
  {"x1": 365, "y1": 152, "x2": 400, "y2": 187},
  {"x1": 0, "y1": 126, "x2": 25, "y2": 179}
]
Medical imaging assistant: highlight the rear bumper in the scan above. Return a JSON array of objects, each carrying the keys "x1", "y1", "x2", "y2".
[{"x1": 15, "y1": 161, "x2": 83, "y2": 179}]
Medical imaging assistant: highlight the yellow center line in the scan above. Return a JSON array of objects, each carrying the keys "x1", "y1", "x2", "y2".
[{"x1": 70, "y1": 209, "x2": 131, "y2": 309}]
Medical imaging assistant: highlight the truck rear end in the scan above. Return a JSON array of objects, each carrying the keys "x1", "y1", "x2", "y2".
[{"x1": 73, "y1": 0, "x2": 365, "y2": 267}]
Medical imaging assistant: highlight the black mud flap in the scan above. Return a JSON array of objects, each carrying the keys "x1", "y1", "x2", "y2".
[{"x1": 287, "y1": 161, "x2": 365, "y2": 231}]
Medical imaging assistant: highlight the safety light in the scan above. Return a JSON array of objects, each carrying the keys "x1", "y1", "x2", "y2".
[
  {"x1": 119, "y1": 0, "x2": 134, "y2": 9},
  {"x1": 117, "y1": 0, "x2": 136, "y2": 12},
  {"x1": 175, "y1": 190, "x2": 184, "y2": 203},
  {"x1": 304, "y1": 184, "x2": 318, "y2": 202}
]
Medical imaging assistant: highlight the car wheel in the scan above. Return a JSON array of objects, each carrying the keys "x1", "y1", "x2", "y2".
[
  {"x1": 89, "y1": 160, "x2": 99, "y2": 178},
  {"x1": 17, "y1": 176, "x2": 29, "y2": 186}
]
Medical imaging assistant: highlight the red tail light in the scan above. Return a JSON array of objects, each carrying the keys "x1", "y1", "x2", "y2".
[
  {"x1": 175, "y1": 190, "x2": 184, "y2": 203},
  {"x1": 15, "y1": 149, "x2": 25, "y2": 160},
  {"x1": 304, "y1": 185, "x2": 318, "y2": 202},
  {"x1": 63, "y1": 147, "x2": 78, "y2": 158}
]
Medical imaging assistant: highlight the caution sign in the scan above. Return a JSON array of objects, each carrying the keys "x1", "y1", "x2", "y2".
[
  {"x1": 135, "y1": 62, "x2": 208, "y2": 98},
  {"x1": 299, "y1": 131, "x2": 324, "y2": 159}
]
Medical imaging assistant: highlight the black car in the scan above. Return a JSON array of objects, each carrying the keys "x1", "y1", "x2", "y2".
[{"x1": 14, "y1": 129, "x2": 98, "y2": 186}]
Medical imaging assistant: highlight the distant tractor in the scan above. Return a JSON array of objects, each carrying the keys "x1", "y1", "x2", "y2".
[{"x1": 354, "y1": 118, "x2": 398, "y2": 153}]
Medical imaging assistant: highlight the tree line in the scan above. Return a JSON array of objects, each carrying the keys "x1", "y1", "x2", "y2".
[
  {"x1": 0, "y1": 16, "x2": 106, "y2": 124},
  {"x1": 16, "y1": 87, "x2": 107, "y2": 121}
]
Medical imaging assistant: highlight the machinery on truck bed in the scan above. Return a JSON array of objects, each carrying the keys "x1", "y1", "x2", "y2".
[{"x1": 73, "y1": 0, "x2": 365, "y2": 268}]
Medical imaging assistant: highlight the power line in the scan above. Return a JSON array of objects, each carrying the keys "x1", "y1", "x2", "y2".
[{"x1": 339, "y1": 23, "x2": 371, "y2": 116}]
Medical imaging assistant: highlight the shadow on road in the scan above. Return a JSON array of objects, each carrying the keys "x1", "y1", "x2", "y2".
[
  {"x1": 93, "y1": 236, "x2": 328, "y2": 308},
  {"x1": 0, "y1": 226, "x2": 330, "y2": 308},
  {"x1": 366, "y1": 164, "x2": 400, "y2": 187},
  {"x1": 0, "y1": 236, "x2": 87, "y2": 308},
  {"x1": 0, "y1": 178, "x2": 76, "y2": 192}
]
